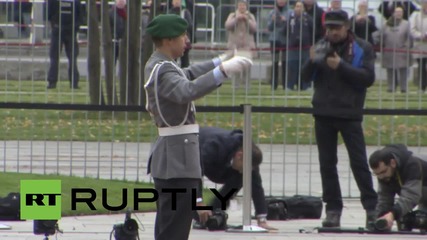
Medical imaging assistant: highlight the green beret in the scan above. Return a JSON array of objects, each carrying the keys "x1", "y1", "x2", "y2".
[{"x1": 146, "y1": 14, "x2": 188, "y2": 38}]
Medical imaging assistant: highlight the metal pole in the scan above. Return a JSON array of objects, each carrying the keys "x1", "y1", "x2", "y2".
[
  {"x1": 242, "y1": 103, "x2": 252, "y2": 226},
  {"x1": 227, "y1": 104, "x2": 267, "y2": 233}
]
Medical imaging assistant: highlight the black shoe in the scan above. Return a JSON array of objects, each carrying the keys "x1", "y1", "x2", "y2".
[
  {"x1": 366, "y1": 210, "x2": 377, "y2": 231},
  {"x1": 192, "y1": 220, "x2": 206, "y2": 230},
  {"x1": 47, "y1": 83, "x2": 56, "y2": 89},
  {"x1": 71, "y1": 85, "x2": 80, "y2": 89},
  {"x1": 322, "y1": 211, "x2": 341, "y2": 227}
]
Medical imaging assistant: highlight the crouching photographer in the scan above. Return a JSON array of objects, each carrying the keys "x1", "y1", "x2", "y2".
[
  {"x1": 192, "y1": 127, "x2": 277, "y2": 231},
  {"x1": 369, "y1": 144, "x2": 427, "y2": 231}
]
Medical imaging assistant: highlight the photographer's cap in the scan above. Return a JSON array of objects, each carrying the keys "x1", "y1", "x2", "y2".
[
  {"x1": 146, "y1": 14, "x2": 188, "y2": 38},
  {"x1": 324, "y1": 10, "x2": 349, "y2": 26}
]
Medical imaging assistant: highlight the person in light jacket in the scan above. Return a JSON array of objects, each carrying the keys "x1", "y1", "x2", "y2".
[
  {"x1": 410, "y1": 0, "x2": 427, "y2": 93},
  {"x1": 224, "y1": 0, "x2": 257, "y2": 90},
  {"x1": 379, "y1": 7, "x2": 412, "y2": 93}
]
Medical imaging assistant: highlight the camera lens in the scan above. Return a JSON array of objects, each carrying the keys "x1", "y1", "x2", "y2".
[{"x1": 374, "y1": 218, "x2": 388, "y2": 231}]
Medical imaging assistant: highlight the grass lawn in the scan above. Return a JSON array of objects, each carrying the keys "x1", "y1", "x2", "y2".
[
  {"x1": 1, "y1": 79, "x2": 427, "y2": 145},
  {"x1": 1, "y1": 172, "x2": 216, "y2": 216}
]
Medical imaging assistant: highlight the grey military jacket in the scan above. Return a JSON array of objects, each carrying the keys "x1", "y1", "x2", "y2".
[{"x1": 144, "y1": 51, "x2": 221, "y2": 179}]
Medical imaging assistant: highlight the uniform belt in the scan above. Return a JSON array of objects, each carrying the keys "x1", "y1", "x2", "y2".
[{"x1": 158, "y1": 124, "x2": 199, "y2": 136}]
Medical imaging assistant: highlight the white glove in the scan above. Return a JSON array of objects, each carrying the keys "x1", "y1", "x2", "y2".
[
  {"x1": 218, "y1": 49, "x2": 236, "y2": 62},
  {"x1": 220, "y1": 56, "x2": 253, "y2": 78}
]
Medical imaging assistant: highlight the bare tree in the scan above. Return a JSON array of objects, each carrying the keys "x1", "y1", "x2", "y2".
[
  {"x1": 87, "y1": 0, "x2": 104, "y2": 104},
  {"x1": 101, "y1": 0, "x2": 118, "y2": 105},
  {"x1": 118, "y1": 0, "x2": 141, "y2": 105}
]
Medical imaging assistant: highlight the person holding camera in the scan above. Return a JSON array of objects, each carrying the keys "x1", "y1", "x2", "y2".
[
  {"x1": 192, "y1": 127, "x2": 277, "y2": 231},
  {"x1": 369, "y1": 144, "x2": 427, "y2": 231},
  {"x1": 144, "y1": 14, "x2": 252, "y2": 240},
  {"x1": 224, "y1": 0, "x2": 257, "y2": 90},
  {"x1": 301, "y1": 10, "x2": 378, "y2": 229}
]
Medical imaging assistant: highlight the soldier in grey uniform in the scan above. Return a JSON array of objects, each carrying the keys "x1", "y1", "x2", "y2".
[{"x1": 144, "y1": 14, "x2": 252, "y2": 240}]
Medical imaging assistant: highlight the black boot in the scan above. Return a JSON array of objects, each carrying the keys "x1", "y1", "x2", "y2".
[
  {"x1": 365, "y1": 210, "x2": 377, "y2": 231},
  {"x1": 322, "y1": 211, "x2": 341, "y2": 227}
]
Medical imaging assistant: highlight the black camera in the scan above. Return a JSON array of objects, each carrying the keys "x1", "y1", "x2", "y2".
[
  {"x1": 313, "y1": 41, "x2": 335, "y2": 64},
  {"x1": 33, "y1": 220, "x2": 62, "y2": 240},
  {"x1": 205, "y1": 209, "x2": 228, "y2": 231},
  {"x1": 113, "y1": 211, "x2": 139, "y2": 240},
  {"x1": 374, "y1": 218, "x2": 388, "y2": 232},
  {"x1": 399, "y1": 210, "x2": 427, "y2": 232},
  {"x1": 266, "y1": 200, "x2": 287, "y2": 220}
]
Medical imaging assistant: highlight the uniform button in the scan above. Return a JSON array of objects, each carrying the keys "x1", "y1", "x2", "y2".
[{"x1": 184, "y1": 139, "x2": 188, "y2": 143}]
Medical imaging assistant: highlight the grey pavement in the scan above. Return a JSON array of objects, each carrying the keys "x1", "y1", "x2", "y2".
[
  {"x1": 2, "y1": 141, "x2": 427, "y2": 239},
  {"x1": 0, "y1": 199, "x2": 426, "y2": 240}
]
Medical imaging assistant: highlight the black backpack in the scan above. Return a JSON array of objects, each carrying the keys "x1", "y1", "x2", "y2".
[
  {"x1": 0, "y1": 192, "x2": 21, "y2": 221},
  {"x1": 266, "y1": 195, "x2": 323, "y2": 220}
]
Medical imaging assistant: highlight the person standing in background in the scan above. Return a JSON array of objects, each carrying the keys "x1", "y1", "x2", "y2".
[
  {"x1": 225, "y1": 0, "x2": 257, "y2": 90},
  {"x1": 267, "y1": 0, "x2": 290, "y2": 90},
  {"x1": 350, "y1": 0, "x2": 377, "y2": 46},
  {"x1": 285, "y1": 1, "x2": 313, "y2": 91},
  {"x1": 47, "y1": 0, "x2": 82, "y2": 89},
  {"x1": 379, "y1": 7, "x2": 412, "y2": 93},
  {"x1": 303, "y1": 0, "x2": 325, "y2": 43},
  {"x1": 378, "y1": 0, "x2": 417, "y2": 21}
]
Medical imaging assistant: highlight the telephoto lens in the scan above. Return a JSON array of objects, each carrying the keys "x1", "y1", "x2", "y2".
[{"x1": 374, "y1": 218, "x2": 388, "y2": 232}]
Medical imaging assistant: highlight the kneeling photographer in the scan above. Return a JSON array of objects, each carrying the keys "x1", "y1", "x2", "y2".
[
  {"x1": 369, "y1": 144, "x2": 427, "y2": 231},
  {"x1": 193, "y1": 127, "x2": 277, "y2": 231}
]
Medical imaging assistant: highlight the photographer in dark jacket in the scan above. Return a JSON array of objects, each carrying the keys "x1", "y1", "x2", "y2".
[
  {"x1": 47, "y1": 0, "x2": 82, "y2": 89},
  {"x1": 301, "y1": 10, "x2": 378, "y2": 229},
  {"x1": 193, "y1": 127, "x2": 277, "y2": 231},
  {"x1": 369, "y1": 144, "x2": 427, "y2": 231}
]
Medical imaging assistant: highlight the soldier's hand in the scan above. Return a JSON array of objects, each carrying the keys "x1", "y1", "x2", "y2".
[
  {"x1": 326, "y1": 52, "x2": 341, "y2": 69},
  {"x1": 221, "y1": 56, "x2": 253, "y2": 78},
  {"x1": 218, "y1": 49, "x2": 236, "y2": 62}
]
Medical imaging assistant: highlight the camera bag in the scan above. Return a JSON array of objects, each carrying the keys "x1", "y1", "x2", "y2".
[
  {"x1": 266, "y1": 195, "x2": 323, "y2": 220},
  {"x1": 0, "y1": 192, "x2": 21, "y2": 220}
]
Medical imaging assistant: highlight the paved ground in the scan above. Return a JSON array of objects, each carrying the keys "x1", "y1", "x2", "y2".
[
  {"x1": 2, "y1": 141, "x2": 427, "y2": 239},
  {"x1": 0, "y1": 199, "x2": 426, "y2": 240}
]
